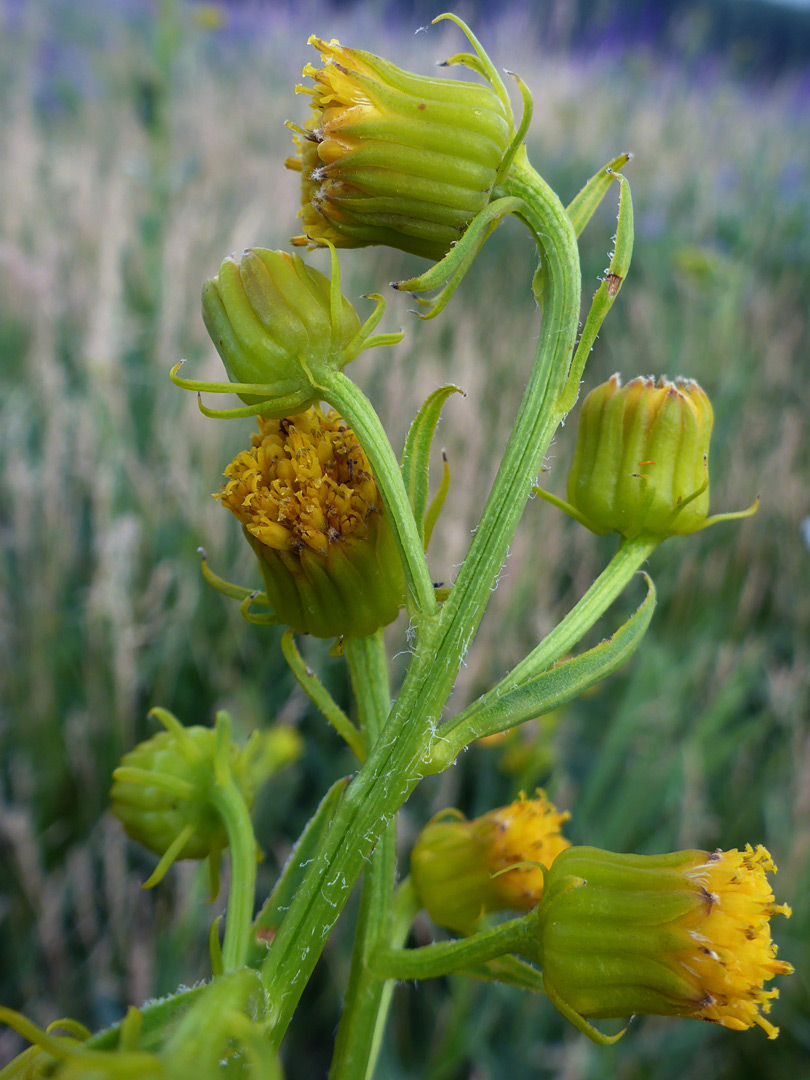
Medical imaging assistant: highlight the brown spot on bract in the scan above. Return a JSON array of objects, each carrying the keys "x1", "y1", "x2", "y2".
[
  {"x1": 606, "y1": 272, "x2": 622, "y2": 296},
  {"x1": 255, "y1": 926, "x2": 276, "y2": 945},
  {"x1": 418, "y1": 102, "x2": 426, "y2": 110}
]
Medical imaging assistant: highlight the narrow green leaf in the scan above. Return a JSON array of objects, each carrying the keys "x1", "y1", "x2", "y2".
[
  {"x1": 558, "y1": 168, "x2": 634, "y2": 414},
  {"x1": 401, "y1": 386, "x2": 464, "y2": 544},
  {"x1": 432, "y1": 574, "x2": 655, "y2": 763},
  {"x1": 247, "y1": 776, "x2": 350, "y2": 967},
  {"x1": 566, "y1": 152, "x2": 632, "y2": 238}
]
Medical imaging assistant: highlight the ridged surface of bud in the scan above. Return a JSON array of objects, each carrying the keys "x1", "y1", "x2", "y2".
[
  {"x1": 538, "y1": 845, "x2": 793, "y2": 1037},
  {"x1": 217, "y1": 406, "x2": 406, "y2": 638},
  {"x1": 287, "y1": 36, "x2": 512, "y2": 260},
  {"x1": 111, "y1": 726, "x2": 254, "y2": 860},
  {"x1": 567, "y1": 374, "x2": 714, "y2": 539},
  {"x1": 201, "y1": 248, "x2": 361, "y2": 416},
  {"x1": 411, "y1": 792, "x2": 571, "y2": 934}
]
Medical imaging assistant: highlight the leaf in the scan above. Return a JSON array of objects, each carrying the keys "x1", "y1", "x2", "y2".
[
  {"x1": 246, "y1": 775, "x2": 350, "y2": 967},
  {"x1": 566, "y1": 152, "x2": 633, "y2": 238},
  {"x1": 400, "y1": 386, "x2": 464, "y2": 545},
  {"x1": 434, "y1": 575, "x2": 656, "y2": 762}
]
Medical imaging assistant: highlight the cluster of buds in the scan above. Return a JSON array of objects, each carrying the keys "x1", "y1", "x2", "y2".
[
  {"x1": 536, "y1": 844, "x2": 793, "y2": 1039},
  {"x1": 216, "y1": 406, "x2": 406, "y2": 639},
  {"x1": 410, "y1": 791, "x2": 570, "y2": 933}
]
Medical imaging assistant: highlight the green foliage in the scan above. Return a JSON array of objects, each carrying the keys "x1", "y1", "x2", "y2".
[{"x1": 1, "y1": 2, "x2": 808, "y2": 1077}]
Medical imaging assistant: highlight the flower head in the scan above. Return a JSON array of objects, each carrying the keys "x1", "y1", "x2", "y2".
[
  {"x1": 538, "y1": 844, "x2": 793, "y2": 1040},
  {"x1": 411, "y1": 791, "x2": 571, "y2": 934},
  {"x1": 560, "y1": 373, "x2": 757, "y2": 541},
  {"x1": 287, "y1": 32, "x2": 512, "y2": 260},
  {"x1": 217, "y1": 406, "x2": 406, "y2": 638}
]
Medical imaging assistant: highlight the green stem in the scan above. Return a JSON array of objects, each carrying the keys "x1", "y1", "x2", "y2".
[
  {"x1": 330, "y1": 633, "x2": 395, "y2": 1080},
  {"x1": 492, "y1": 534, "x2": 658, "y2": 688},
  {"x1": 434, "y1": 535, "x2": 658, "y2": 756},
  {"x1": 211, "y1": 715, "x2": 257, "y2": 971},
  {"x1": 316, "y1": 369, "x2": 439, "y2": 622},
  {"x1": 260, "y1": 152, "x2": 581, "y2": 1048},
  {"x1": 372, "y1": 915, "x2": 534, "y2": 982}
]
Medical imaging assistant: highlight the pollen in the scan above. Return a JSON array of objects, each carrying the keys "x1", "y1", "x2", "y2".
[
  {"x1": 216, "y1": 406, "x2": 379, "y2": 558},
  {"x1": 678, "y1": 845, "x2": 793, "y2": 1037},
  {"x1": 484, "y1": 790, "x2": 571, "y2": 908}
]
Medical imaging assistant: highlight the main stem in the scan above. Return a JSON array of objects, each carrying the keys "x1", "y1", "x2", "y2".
[
  {"x1": 261, "y1": 154, "x2": 581, "y2": 1048},
  {"x1": 330, "y1": 632, "x2": 394, "y2": 1080}
]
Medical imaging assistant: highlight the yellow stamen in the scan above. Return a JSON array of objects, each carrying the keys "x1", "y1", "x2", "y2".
[{"x1": 678, "y1": 845, "x2": 793, "y2": 1037}]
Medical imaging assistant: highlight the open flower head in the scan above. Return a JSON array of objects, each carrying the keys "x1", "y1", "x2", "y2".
[
  {"x1": 217, "y1": 406, "x2": 406, "y2": 638},
  {"x1": 411, "y1": 790, "x2": 571, "y2": 934},
  {"x1": 288, "y1": 32, "x2": 512, "y2": 260},
  {"x1": 538, "y1": 844, "x2": 793, "y2": 1039}
]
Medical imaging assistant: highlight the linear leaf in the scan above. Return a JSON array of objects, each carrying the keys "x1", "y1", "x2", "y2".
[{"x1": 400, "y1": 385, "x2": 464, "y2": 544}]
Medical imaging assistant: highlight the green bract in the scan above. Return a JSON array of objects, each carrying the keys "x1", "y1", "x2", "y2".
[{"x1": 201, "y1": 248, "x2": 361, "y2": 415}]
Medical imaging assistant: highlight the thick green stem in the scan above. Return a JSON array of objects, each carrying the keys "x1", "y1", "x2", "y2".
[
  {"x1": 372, "y1": 915, "x2": 535, "y2": 982},
  {"x1": 330, "y1": 633, "x2": 395, "y2": 1080},
  {"x1": 260, "y1": 154, "x2": 581, "y2": 1049}
]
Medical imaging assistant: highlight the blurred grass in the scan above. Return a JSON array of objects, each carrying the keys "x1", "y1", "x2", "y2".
[{"x1": 0, "y1": 1, "x2": 808, "y2": 1077}]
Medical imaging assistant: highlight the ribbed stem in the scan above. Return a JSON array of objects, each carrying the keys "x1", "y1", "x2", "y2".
[
  {"x1": 260, "y1": 154, "x2": 581, "y2": 1049},
  {"x1": 330, "y1": 633, "x2": 395, "y2": 1080}
]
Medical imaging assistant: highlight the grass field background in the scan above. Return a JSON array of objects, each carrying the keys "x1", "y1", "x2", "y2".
[{"x1": 1, "y1": 1, "x2": 809, "y2": 1076}]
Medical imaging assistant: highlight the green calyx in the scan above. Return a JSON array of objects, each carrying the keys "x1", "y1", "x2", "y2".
[
  {"x1": 289, "y1": 16, "x2": 518, "y2": 260},
  {"x1": 538, "y1": 373, "x2": 758, "y2": 541},
  {"x1": 173, "y1": 244, "x2": 404, "y2": 422},
  {"x1": 110, "y1": 708, "x2": 301, "y2": 886},
  {"x1": 246, "y1": 510, "x2": 406, "y2": 640}
]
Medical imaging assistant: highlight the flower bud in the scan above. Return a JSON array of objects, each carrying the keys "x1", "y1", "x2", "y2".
[
  {"x1": 538, "y1": 845, "x2": 793, "y2": 1038},
  {"x1": 566, "y1": 374, "x2": 716, "y2": 540},
  {"x1": 110, "y1": 711, "x2": 300, "y2": 869},
  {"x1": 201, "y1": 248, "x2": 361, "y2": 417},
  {"x1": 217, "y1": 406, "x2": 407, "y2": 639},
  {"x1": 411, "y1": 791, "x2": 570, "y2": 934},
  {"x1": 287, "y1": 33, "x2": 512, "y2": 260}
]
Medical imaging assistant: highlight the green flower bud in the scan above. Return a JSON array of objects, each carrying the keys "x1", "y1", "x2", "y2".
[
  {"x1": 201, "y1": 248, "x2": 361, "y2": 416},
  {"x1": 287, "y1": 26, "x2": 513, "y2": 260},
  {"x1": 110, "y1": 710, "x2": 301, "y2": 885},
  {"x1": 563, "y1": 374, "x2": 756, "y2": 540},
  {"x1": 538, "y1": 845, "x2": 793, "y2": 1041},
  {"x1": 411, "y1": 792, "x2": 570, "y2": 934},
  {"x1": 216, "y1": 405, "x2": 407, "y2": 639}
]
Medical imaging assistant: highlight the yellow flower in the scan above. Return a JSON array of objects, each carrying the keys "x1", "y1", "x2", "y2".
[
  {"x1": 287, "y1": 32, "x2": 512, "y2": 260},
  {"x1": 411, "y1": 790, "x2": 570, "y2": 934},
  {"x1": 217, "y1": 406, "x2": 406, "y2": 638},
  {"x1": 538, "y1": 844, "x2": 793, "y2": 1040}
]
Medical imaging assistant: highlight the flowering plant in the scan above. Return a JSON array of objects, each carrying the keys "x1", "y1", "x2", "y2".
[{"x1": 1, "y1": 13, "x2": 791, "y2": 1079}]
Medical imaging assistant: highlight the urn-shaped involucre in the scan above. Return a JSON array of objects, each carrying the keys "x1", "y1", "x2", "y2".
[
  {"x1": 566, "y1": 374, "x2": 715, "y2": 540},
  {"x1": 288, "y1": 34, "x2": 512, "y2": 260}
]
